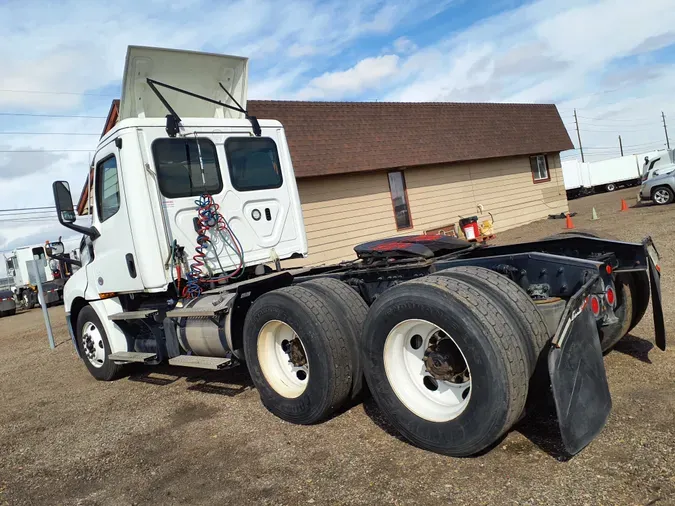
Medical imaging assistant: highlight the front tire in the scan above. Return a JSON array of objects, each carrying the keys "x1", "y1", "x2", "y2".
[
  {"x1": 362, "y1": 276, "x2": 529, "y2": 457},
  {"x1": 76, "y1": 306, "x2": 123, "y2": 381},
  {"x1": 243, "y1": 286, "x2": 353, "y2": 425},
  {"x1": 652, "y1": 186, "x2": 674, "y2": 205}
]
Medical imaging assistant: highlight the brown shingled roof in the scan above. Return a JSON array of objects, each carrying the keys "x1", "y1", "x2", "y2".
[{"x1": 246, "y1": 101, "x2": 573, "y2": 179}]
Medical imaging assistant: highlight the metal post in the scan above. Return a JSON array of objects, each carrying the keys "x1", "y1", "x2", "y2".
[
  {"x1": 30, "y1": 260, "x2": 55, "y2": 350},
  {"x1": 574, "y1": 109, "x2": 584, "y2": 162},
  {"x1": 619, "y1": 135, "x2": 623, "y2": 156}
]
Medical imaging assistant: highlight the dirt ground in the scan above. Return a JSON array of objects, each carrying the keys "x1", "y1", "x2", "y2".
[{"x1": 1, "y1": 187, "x2": 674, "y2": 506}]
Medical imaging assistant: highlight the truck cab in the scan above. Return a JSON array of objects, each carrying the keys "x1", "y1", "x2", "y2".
[{"x1": 54, "y1": 46, "x2": 307, "y2": 313}]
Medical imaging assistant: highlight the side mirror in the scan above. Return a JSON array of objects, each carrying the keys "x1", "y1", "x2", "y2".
[
  {"x1": 53, "y1": 181, "x2": 76, "y2": 223},
  {"x1": 45, "y1": 241, "x2": 65, "y2": 257},
  {"x1": 52, "y1": 181, "x2": 99, "y2": 239}
]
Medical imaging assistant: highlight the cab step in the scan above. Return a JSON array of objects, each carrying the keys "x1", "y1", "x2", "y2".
[
  {"x1": 109, "y1": 351, "x2": 157, "y2": 364},
  {"x1": 168, "y1": 355, "x2": 232, "y2": 370},
  {"x1": 109, "y1": 309, "x2": 158, "y2": 321},
  {"x1": 165, "y1": 307, "x2": 218, "y2": 318}
]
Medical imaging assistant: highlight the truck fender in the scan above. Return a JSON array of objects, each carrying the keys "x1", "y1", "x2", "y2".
[{"x1": 87, "y1": 298, "x2": 129, "y2": 355}]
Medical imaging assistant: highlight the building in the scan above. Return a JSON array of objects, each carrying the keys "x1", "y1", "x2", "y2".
[{"x1": 77, "y1": 100, "x2": 572, "y2": 265}]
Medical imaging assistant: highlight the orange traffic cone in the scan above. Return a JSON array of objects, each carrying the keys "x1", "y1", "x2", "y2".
[
  {"x1": 620, "y1": 199, "x2": 629, "y2": 211},
  {"x1": 565, "y1": 213, "x2": 575, "y2": 229}
]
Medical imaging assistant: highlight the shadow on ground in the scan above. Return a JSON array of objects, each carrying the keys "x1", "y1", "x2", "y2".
[
  {"x1": 613, "y1": 334, "x2": 654, "y2": 364},
  {"x1": 125, "y1": 362, "x2": 254, "y2": 397}
]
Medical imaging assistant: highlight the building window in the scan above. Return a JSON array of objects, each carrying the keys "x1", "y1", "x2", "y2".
[
  {"x1": 388, "y1": 171, "x2": 413, "y2": 230},
  {"x1": 225, "y1": 137, "x2": 283, "y2": 192},
  {"x1": 152, "y1": 138, "x2": 222, "y2": 198},
  {"x1": 95, "y1": 155, "x2": 121, "y2": 222},
  {"x1": 530, "y1": 154, "x2": 550, "y2": 183}
]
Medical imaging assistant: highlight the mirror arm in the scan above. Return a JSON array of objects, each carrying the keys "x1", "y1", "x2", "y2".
[
  {"x1": 57, "y1": 217, "x2": 100, "y2": 240},
  {"x1": 50, "y1": 254, "x2": 82, "y2": 268}
]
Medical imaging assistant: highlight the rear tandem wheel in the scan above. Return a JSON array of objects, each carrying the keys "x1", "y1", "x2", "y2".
[{"x1": 362, "y1": 275, "x2": 530, "y2": 457}]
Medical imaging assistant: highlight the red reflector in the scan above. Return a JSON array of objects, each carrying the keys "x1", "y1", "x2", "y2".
[
  {"x1": 606, "y1": 287, "x2": 616, "y2": 306},
  {"x1": 605, "y1": 265, "x2": 612, "y2": 274},
  {"x1": 590, "y1": 295, "x2": 601, "y2": 316}
]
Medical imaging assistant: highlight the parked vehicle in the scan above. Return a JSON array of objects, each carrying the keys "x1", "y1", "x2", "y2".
[
  {"x1": 5, "y1": 245, "x2": 65, "y2": 309},
  {"x1": 51, "y1": 46, "x2": 665, "y2": 457},
  {"x1": 563, "y1": 154, "x2": 646, "y2": 199},
  {"x1": 0, "y1": 288, "x2": 16, "y2": 317},
  {"x1": 638, "y1": 150, "x2": 675, "y2": 205}
]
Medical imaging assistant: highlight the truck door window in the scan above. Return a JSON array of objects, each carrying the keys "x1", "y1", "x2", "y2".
[
  {"x1": 152, "y1": 138, "x2": 222, "y2": 198},
  {"x1": 95, "y1": 156, "x2": 121, "y2": 222},
  {"x1": 225, "y1": 137, "x2": 283, "y2": 191}
]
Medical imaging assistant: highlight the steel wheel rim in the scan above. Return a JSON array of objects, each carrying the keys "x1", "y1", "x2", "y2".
[
  {"x1": 607, "y1": 184, "x2": 615, "y2": 191},
  {"x1": 384, "y1": 319, "x2": 472, "y2": 422},
  {"x1": 257, "y1": 320, "x2": 309, "y2": 398},
  {"x1": 654, "y1": 189, "x2": 669, "y2": 204},
  {"x1": 81, "y1": 321, "x2": 105, "y2": 368}
]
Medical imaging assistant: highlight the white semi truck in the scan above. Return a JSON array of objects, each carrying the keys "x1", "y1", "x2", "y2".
[
  {"x1": 50, "y1": 46, "x2": 665, "y2": 457},
  {"x1": 5, "y1": 243, "x2": 65, "y2": 309}
]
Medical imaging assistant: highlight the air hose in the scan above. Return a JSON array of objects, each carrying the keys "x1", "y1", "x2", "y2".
[{"x1": 183, "y1": 194, "x2": 245, "y2": 298}]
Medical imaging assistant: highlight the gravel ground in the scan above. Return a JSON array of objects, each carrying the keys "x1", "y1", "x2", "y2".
[{"x1": 1, "y1": 188, "x2": 674, "y2": 506}]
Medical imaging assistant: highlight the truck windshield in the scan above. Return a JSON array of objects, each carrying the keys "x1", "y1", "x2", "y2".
[{"x1": 152, "y1": 138, "x2": 222, "y2": 198}]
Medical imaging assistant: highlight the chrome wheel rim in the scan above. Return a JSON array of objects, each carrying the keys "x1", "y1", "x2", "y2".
[
  {"x1": 81, "y1": 321, "x2": 105, "y2": 368},
  {"x1": 654, "y1": 189, "x2": 670, "y2": 204}
]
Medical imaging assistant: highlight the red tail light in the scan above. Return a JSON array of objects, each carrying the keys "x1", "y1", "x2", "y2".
[
  {"x1": 590, "y1": 295, "x2": 601, "y2": 316},
  {"x1": 606, "y1": 286, "x2": 616, "y2": 306}
]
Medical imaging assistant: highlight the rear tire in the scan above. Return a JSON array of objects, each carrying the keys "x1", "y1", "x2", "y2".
[
  {"x1": 243, "y1": 286, "x2": 353, "y2": 425},
  {"x1": 433, "y1": 266, "x2": 549, "y2": 375},
  {"x1": 76, "y1": 306, "x2": 123, "y2": 381},
  {"x1": 362, "y1": 275, "x2": 529, "y2": 457},
  {"x1": 300, "y1": 278, "x2": 367, "y2": 400},
  {"x1": 606, "y1": 183, "x2": 616, "y2": 192}
]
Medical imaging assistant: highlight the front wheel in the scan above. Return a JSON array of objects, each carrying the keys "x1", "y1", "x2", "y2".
[
  {"x1": 76, "y1": 306, "x2": 123, "y2": 381},
  {"x1": 652, "y1": 187, "x2": 674, "y2": 205},
  {"x1": 362, "y1": 276, "x2": 529, "y2": 457}
]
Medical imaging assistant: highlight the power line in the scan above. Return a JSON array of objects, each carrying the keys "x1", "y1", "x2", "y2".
[
  {"x1": 0, "y1": 149, "x2": 92, "y2": 153},
  {"x1": 0, "y1": 132, "x2": 99, "y2": 136},
  {"x1": 0, "y1": 88, "x2": 116, "y2": 97},
  {"x1": 0, "y1": 112, "x2": 106, "y2": 119},
  {"x1": 0, "y1": 206, "x2": 55, "y2": 212}
]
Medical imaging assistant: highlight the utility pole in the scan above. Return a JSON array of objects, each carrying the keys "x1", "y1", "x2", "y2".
[
  {"x1": 619, "y1": 135, "x2": 623, "y2": 156},
  {"x1": 574, "y1": 109, "x2": 584, "y2": 162},
  {"x1": 662, "y1": 112, "x2": 671, "y2": 150}
]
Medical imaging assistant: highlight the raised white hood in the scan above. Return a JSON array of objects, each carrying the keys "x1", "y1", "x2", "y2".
[{"x1": 120, "y1": 45, "x2": 249, "y2": 121}]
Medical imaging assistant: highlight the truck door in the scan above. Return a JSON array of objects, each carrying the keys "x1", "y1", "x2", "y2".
[{"x1": 87, "y1": 141, "x2": 144, "y2": 294}]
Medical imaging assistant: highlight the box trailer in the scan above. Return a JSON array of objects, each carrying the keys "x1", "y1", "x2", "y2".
[
  {"x1": 562, "y1": 155, "x2": 642, "y2": 198},
  {"x1": 50, "y1": 46, "x2": 665, "y2": 457}
]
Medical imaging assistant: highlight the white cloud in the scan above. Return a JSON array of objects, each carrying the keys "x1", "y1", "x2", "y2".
[
  {"x1": 296, "y1": 55, "x2": 400, "y2": 99},
  {"x1": 393, "y1": 36, "x2": 417, "y2": 54}
]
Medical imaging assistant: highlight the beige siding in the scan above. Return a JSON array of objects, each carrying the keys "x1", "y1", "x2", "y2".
[{"x1": 286, "y1": 154, "x2": 568, "y2": 266}]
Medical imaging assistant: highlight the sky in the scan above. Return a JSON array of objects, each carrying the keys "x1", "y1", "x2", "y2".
[{"x1": 1, "y1": 0, "x2": 675, "y2": 261}]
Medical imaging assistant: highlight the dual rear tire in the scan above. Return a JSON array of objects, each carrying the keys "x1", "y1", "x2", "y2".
[
  {"x1": 245, "y1": 268, "x2": 546, "y2": 457},
  {"x1": 243, "y1": 279, "x2": 366, "y2": 425}
]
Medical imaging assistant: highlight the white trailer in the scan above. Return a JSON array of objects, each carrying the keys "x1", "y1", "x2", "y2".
[
  {"x1": 49, "y1": 46, "x2": 665, "y2": 457},
  {"x1": 562, "y1": 155, "x2": 642, "y2": 198}
]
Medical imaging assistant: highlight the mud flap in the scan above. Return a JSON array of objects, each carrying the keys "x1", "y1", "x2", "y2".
[
  {"x1": 548, "y1": 305, "x2": 612, "y2": 455},
  {"x1": 648, "y1": 257, "x2": 666, "y2": 351}
]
